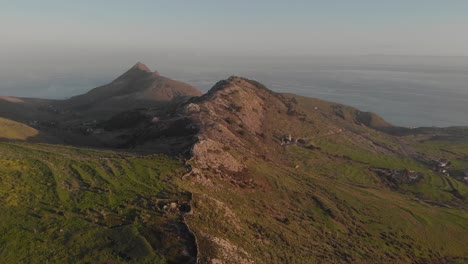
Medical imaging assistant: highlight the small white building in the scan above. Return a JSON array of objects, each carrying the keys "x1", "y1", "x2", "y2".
[{"x1": 438, "y1": 159, "x2": 450, "y2": 167}]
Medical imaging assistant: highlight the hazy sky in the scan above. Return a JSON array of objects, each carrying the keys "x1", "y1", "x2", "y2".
[
  {"x1": 1, "y1": 1, "x2": 468, "y2": 56},
  {"x1": 1, "y1": 1, "x2": 468, "y2": 98}
]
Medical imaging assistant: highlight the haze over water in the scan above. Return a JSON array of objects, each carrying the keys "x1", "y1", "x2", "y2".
[{"x1": 1, "y1": 55, "x2": 467, "y2": 128}]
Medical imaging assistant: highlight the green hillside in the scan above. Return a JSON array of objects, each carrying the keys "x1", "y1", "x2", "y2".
[
  {"x1": 0, "y1": 142, "x2": 196, "y2": 264},
  {"x1": 183, "y1": 133, "x2": 468, "y2": 263}
]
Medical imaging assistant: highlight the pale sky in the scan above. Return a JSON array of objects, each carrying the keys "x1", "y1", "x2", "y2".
[{"x1": 1, "y1": 0, "x2": 468, "y2": 56}]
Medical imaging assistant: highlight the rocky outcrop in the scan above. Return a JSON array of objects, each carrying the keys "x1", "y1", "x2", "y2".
[
  {"x1": 149, "y1": 76, "x2": 398, "y2": 185},
  {"x1": 180, "y1": 77, "x2": 287, "y2": 182}
]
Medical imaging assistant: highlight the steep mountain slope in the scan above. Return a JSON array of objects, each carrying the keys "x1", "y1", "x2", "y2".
[{"x1": 61, "y1": 63, "x2": 202, "y2": 118}]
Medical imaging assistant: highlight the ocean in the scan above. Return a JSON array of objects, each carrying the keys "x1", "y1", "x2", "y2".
[{"x1": 161, "y1": 56, "x2": 468, "y2": 128}]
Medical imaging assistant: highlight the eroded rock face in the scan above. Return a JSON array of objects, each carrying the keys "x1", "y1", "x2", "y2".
[
  {"x1": 202, "y1": 234, "x2": 254, "y2": 264},
  {"x1": 184, "y1": 103, "x2": 201, "y2": 114},
  {"x1": 191, "y1": 138, "x2": 245, "y2": 174},
  {"x1": 199, "y1": 77, "x2": 267, "y2": 135},
  {"x1": 183, "y1": 77, "x2": 284, "y2": 181}
]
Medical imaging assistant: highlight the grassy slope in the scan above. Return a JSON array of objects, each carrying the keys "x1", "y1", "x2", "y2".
[
  {"x1": 183, "y1": 144, "x2": 468, "y2": 263},
  {"x1": 0, "y1": 142, "x2": 194, "y2": 264},
  {"x1": 0, "y1": 117, "x2": 38, "y2": 140}
]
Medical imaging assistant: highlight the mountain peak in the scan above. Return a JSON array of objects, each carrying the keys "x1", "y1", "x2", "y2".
[
  {"x1": 113, "y1": 62, "x2": 155, "y2": 82},
  {"x1": 204, "y1": 76, "x2": 272, "y2": 98},
  {"x1": 65, "y1": 62, "x2": 202, "y2": 113},
  {"x1": 131, "y1": 62, "x2": 152, "y2": 73}
]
